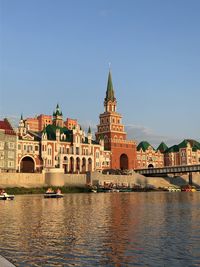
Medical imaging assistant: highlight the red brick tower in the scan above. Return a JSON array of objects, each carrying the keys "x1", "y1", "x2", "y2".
[{"x1": 96, "y1": 71, "x2": 137, "y2": 170}]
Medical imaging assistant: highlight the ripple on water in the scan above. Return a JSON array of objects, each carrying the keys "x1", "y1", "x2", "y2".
[{"x1": 0, "y1": 193, "x2": 200, "y2": 266}]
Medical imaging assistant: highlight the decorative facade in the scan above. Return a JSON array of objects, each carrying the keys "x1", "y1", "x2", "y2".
[
  {"x1": 164, "y1": 139, "x2": 200, "y2": 166},
  {"x1": 0, "y1": 119, "x2": 17, "y2": 172},
  {"x1": 3, "y1": 72, "x2": 200, "y2": 173},
  {"x1": 25, "y1": 107, "x2": 77, "y2": 132},
  {"x1": 17, "y1": 105, "x2": 111, "y2": 173},
  {"x1": 136, "y1": 141, "x2": 165, "y2": 168},
  {"x1": 96, "y1": 71, "x2": 137, "y2": 170},
  {"x1": 17, "y1": 116, "x2": 43, "y2": 173}
]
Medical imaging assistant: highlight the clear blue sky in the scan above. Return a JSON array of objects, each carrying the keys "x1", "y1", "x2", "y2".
[{"x1": 1, "y1": 0, "x2": 200, "y2": 146}]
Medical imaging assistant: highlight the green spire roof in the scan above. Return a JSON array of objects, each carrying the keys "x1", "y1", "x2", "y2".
[
  {"x1": 157, "y1": 142, "x2": 168, "y2": 153},
  {"x1": 105, "y1": 71, "x2": 115, "y2": 102},
  {"x1": 53, "y1": 103, "x2": 62, "y2": 117},
  {"x1": 88, "y1": 126, "x2": 91, "y2": 134},
  {"x1": 137, "y1": 141, "x2": 154, "y2": 152}
]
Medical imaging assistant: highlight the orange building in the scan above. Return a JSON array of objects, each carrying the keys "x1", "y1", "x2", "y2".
[
  {"x1": 96, "y1": 71, "x2": 137, "y2": 170},
  {"x1": 64, "y1": 118, "x2": 78, "y2": 130},
  {"x1": 25, "y1": 114, "x2": 52, "y2": 132}
]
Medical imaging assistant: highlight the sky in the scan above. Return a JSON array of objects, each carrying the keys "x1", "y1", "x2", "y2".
[{"x1": 1, "y1": 0, "x2": 200, "y2": 147}]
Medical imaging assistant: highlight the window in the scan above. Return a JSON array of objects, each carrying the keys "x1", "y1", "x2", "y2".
[
  {"x1": 8, "y1": 151, "x2": 14, "y2": 159},
  {"x1": 35, "y1": 146, "x2": 38, "y2": 151},
  {"x1": 18, "y1": 144, "x2": 21, "y2": 150},
  {"x1": 48, "y1": 147, "x2": 52, "y2": 155},
  {"x1": 0, "y1": 142, "x2": 4, "y2": 149},
  {"x1": 27, "y1": 145, "x2": 32, "y2": 152},
  {"x1": 8, "y1": 161, "x2": 14, "y2": 168},
  {"x1": 0, "y1": 151, "x2": 4, "y2": 159},
  {"x1": 0, "y1": 161, "x2": 4, "y2": 167},
  {"x1": 8, "y1": 142, "x2": 15, "y2": 149}
]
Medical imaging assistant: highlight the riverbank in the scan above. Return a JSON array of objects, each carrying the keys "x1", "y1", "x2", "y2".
[
  {"x1": 4, "y1": 186, "x2": 90, "y2": 195},
  {"x1": 1, "y1": 171, "x2": 199, "y2": 193}
]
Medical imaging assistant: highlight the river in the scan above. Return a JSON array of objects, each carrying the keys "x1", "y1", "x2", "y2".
[{"x1": 0, "y1": 192, "x2": 200, "y2": 266}]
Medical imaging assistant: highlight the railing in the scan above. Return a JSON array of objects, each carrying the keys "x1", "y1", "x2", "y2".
[{"x1": 135, "y1": 164, "x2": 200, "y2": 176}]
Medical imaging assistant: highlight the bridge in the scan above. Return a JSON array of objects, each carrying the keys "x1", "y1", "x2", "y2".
[
  {"x1": 135, "y1": 164, "x2": 200, "y2": 184},
  {"x1": 135, "y1": 164, "x2": 200, "y2": 176}
]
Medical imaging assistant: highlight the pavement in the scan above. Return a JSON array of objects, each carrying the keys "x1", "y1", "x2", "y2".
[{"x1": 0, "y1": 255, "x2": 16, "y2": 267}]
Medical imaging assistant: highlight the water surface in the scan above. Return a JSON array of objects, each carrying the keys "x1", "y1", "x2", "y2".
[{"x1": 0, "y1": 192, "x2": 200, "y2": 266}]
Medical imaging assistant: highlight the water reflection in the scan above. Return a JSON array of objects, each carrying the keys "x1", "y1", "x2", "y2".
[{"x1": 0, "y1": 192, "x2": 200, "y2": 266}]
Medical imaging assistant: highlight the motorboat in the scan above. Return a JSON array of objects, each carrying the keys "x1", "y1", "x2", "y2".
[
  {"x1": 166, "y1": 186, "x2": 181, "y2": 192},
  {"x1": 44, "y1": 192, "x2": 63, "y2": 198},
  {"x1": 44, "y1": 188, "x2": 63, "y2": 198},
  {"x1": 0, "y1": 192, "x2": 15, "y2": 200}
]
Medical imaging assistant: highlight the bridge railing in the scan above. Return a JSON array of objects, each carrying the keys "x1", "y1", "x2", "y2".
[{"x1": 135, "y1": 164, "x2": 200, "y2": 175}]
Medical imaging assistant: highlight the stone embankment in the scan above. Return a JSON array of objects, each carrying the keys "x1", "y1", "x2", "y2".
[
  {"x1": 0, "y1": 169, "x2": 199, "y2": 189},
  {"x1": 0, "y1": 255, "x2": 16, "y2": 267}
]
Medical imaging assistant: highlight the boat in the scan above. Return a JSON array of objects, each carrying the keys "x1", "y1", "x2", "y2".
[
  {"x1": 44, "y1": 188, "x2": 63, "y2": 198},
  {"x1": 0, "y1": 192, "x2": 15, "y2": 200},
  {"x1": 181, "y1": 185, "x2": 196, "y2": 192},
  {"x1": 166, "y1": 186, "x2": 181, "y2": 192},
  {"x1": 44, "y1": 192, "x2": 63, "y2": 198}
]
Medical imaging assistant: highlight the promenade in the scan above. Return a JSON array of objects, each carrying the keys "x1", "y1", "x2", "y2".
[{"x1": 0, "y1": 255, "x2": 16, "y2": 267}]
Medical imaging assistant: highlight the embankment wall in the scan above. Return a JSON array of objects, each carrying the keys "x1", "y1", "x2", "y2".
[
  {"x1": 1, "y1": 171, "x2": 199, "y2": 189},
  {"x1": 45, "y1": 173, "x2": 87, "y2": 187},
  {"x1": 90, "y1": 171, "x2": 172, "y2": 188},
  {"x1": 0, "y1": 173, "x2": 45, "y2": 188},
  {"x1": 0, "y1": 172, "x2": 87, "y2": 188}
]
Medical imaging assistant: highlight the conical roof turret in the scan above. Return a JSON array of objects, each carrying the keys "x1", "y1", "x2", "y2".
[
  {"x1": 53, "y1": 103, "x2": 62, "y2": 116},
  {"x1": 105, "y1": 71, "x2": 115, "y2": 102}
]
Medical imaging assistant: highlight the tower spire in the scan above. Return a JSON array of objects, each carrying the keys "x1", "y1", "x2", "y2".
[
  {"x1": 105, "y1": 70, "x2": 115, "y2": 102},
  {"x1": 104, "y1": 70, "x2": 117, "y2": 112}
]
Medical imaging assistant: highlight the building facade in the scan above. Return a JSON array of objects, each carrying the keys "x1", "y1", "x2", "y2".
[
  {"x1": 136, "y1": 141, "x2": 165, "y2": 168},
  {"x1": 41, "y1": 106, "x2": 111, "y2": 173},
  {"x1": 17, "y1": 116, "x2": 43, "y2": 173},
  {"x1": 25, "y1": 114, "x2": 52, "y2": 132},
  {"x1": 17, "y1": 105, "x2": 111, "y2": 173},
  {"x1": 0, "y1": 119, "x2": 17, "y2": 172},
  {"x1": 25, "y1": 106, "x2": 77, "y2": 132},
  {"x1": 164, "y1": 139, "x2": 200, "y2": 166},
  {"x1": 96, "y1": 71, "x2": 137, "y2": 170}
]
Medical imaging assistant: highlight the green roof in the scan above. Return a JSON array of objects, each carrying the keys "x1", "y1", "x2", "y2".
[
  {"x1": 88, "y1": 126, "x2": 91, "y2": 134},
  {"x1": 43, "y1": 125, "x2": 100, "y2": 145},
  {"x1": 137, "y1": 141, "x2": 154, "y2": 152},
  {"x1": 157, "y1": 142, "x2": 168, "y2": 153},
  {"x1": 43, "y1": 124, "x2": 72, "y2": 142},
  {"x1": 165, "y1": 139, "x2": 200, "y2": 153},
  {"x1": 83, "y1": 137, "x2": 99, "y2": 145},
  {"x1": 165, "y1": 145, "x2": 179, "y2": 153},
  {"x1": 105, "y1": 71, "x2": 115, "y2": 102},
  {"x1": 178, "y1": 139, "x2": 200, "y2": 150},
  {"x1": 53, "y1": 104, "x2": 62, "y2": 117}
]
